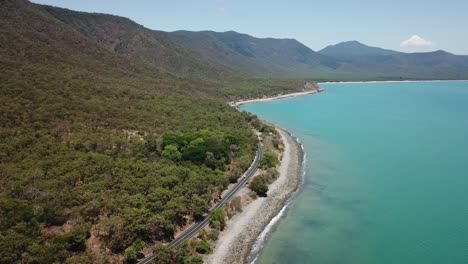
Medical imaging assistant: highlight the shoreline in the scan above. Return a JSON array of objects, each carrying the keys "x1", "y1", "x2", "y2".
[
  {"x1": 205, "y1": 127, "x2": 304, "y2": 264},
  {"x1": 318, "y1": 79, "x2": 468, "y2": 84},
  {"x1": 230, "y1": 89, "x2": 322, "y2": 107}
]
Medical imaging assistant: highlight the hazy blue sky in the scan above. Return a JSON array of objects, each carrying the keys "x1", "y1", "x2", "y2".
[{"x1": 32, "y1": 0, "x2": 468, "y2": 54}]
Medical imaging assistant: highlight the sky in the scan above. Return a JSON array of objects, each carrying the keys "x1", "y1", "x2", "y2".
[{"x1": 31, "y1": 0, "x2": 468, "y2": 55}]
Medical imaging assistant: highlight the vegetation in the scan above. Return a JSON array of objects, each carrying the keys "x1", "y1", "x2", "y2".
[
  {"x1": 148, "y1": 226, "x2": 220, "y2": 263},
  {"x1": 251, "y1": 178, "x2": 269, "y2": 197},
  {"x1": 261, "y1": 151, "x2": 280, "y2": 169},
  {"x1": 250, "y1": 118, "x2": 282, "y2": 198},
  {"x1": 0, "y1": 1, "x2": 298, "y2": 263},
  {"x1": 209, "y1": 209, "x2": 226, "y2": 230},
  {"x1": 250, "y1": 169, "x2": 280, "y2": 197},
  {"x1": 124, "y1": 239, "x2": 145, "y2": 263},
  {"x1": 225, "y1": 196, "x2": 243, "y2": 218},
  {"x1": 207, "y1": 228, "x2": 219, "y2": 241},
  {"x1": 0, "y1": 1, "x2": 263, "y2": 263},
  {"x1": 195, "y1": 240, "x2": 212, "y2": 254},
  {"x1": 152, "y1": 242, "x2": 204, "y2": 264},
  {"x1": 162, "y1": 145, "x2": 182, "y2": 161}
]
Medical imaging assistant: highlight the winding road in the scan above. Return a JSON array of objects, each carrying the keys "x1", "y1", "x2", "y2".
[{"x1": 138, "y1": 142, "x2": 263, "y2": 264}]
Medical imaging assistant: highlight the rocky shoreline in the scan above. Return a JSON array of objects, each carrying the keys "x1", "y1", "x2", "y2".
[{"x1": 205, "y1": 128, "x2": 304, "y2": 264}]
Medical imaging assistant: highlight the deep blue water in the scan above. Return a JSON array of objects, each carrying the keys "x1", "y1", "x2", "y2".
[{"x1": 241, "y1": 81, "x2": 468, "y2": 264}]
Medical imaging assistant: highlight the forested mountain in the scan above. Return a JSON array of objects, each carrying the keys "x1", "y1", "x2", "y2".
[
  {"x1": 166, "y1": 32, "x2": 468, "y2": 80},
  {"x1": 0, "y1": 1, "x2": 290, "y2": 263},
  {"x1": 37, "y1": 5, "x2": 238, "y2": 82},
  {"x1": 319, "y1": 43, "x2": 468, "y2": 80},
  {"x1": 165, "y1": 30, "x2": 338, "y2": 77},
  {"x1": 319, "y1": 41, "x2": 400, "y2": 57}
]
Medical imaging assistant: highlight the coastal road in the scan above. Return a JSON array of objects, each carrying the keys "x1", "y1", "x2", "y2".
[{"x1": 138, "y1": 142, "x2": 263, "y2": 264}]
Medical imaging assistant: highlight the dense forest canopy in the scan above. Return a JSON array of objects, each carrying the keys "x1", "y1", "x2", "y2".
[{"x1": 0, "y1": 1, "x2": 295, "y2": 263}]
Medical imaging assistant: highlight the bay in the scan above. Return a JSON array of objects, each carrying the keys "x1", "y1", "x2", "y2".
[{"x1": 241, "y1": 81, "x2": 468, "y2": 264}]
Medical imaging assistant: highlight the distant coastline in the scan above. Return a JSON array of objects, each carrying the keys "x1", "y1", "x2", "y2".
[
  {"x1": 231, "y1": 88, "x2": 325, "y2": 107},
  {"x1": 318, "y1": 79, "x2": 468, "y2": 84}
]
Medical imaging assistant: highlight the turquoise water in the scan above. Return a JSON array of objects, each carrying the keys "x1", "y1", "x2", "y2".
[{"x1": 241, "y1": 81, "x2": 468, "y2": 264}]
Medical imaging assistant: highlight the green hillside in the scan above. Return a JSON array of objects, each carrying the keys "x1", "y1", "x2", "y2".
[
  {"x1": 0, "y1": 1, "x2": 290, "y2": 263},
  {"x1": 37, "y1": 5, "x2": 239, "y2": 82},
  {"x1": 166, "y1": 30, "x2": 338, "y2": 78}
]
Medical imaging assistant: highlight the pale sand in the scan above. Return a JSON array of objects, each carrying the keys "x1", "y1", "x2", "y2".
[
  {"x1": 205, "y1": 128, "x2": 303, "y2": 264},
  {"x1": 230, "y1": 90, "x2": 318, "y2": 107}
]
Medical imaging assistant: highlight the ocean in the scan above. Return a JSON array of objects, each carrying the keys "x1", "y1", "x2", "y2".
[{"x1": 240, "y1": 81, "x2": 468, "y2": 264}]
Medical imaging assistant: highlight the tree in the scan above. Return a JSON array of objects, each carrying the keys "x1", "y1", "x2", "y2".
[
  {"x1": 260, "y1": 125, "x2": 276, "y2": 134},
  {"x1": 63, "y1": 253, "x2": 95, "y2": 264},
  {"x1": 174, "y1": 241, "x2": 203, "y2": 264},
  {"x1": 183, "y1": 255, "x2": 203, "y2": 264},
  {"x1": 124, "y1": 239, "x2": 145, "y2": 263},
  {"x1": 209, "y1": 208, "x2": 225, "y2": 230},
  {"x1": 124, "y1": 246, "x2": 138, "y2": 263},
  {"x1": 251, "y1": 177, "x2": 268, "y2": 197},
  {"x1": 207, "y1": 229, "x2": 219, "y2": 241},
  {"x1": 182, "y1": 138, "x2": 207, "y2": 163},
  {"x1": 204, "y1": 152, "x2": 216, "y2": 169},
  {"x1": 67, "y1": 228, "x2": 88, "y2": 252},
  {"x1": 145, "y1": 134, "x2": 159, "y2": 153},
  {"x1": 195, "y1": 240, "x2": 212, "y2": 254},
  {"x1": 191, "y1": 195, "x2": 208, "y2": 220},
  {"x1": 250, "y1": 118, "x2": 263, "y2": 131},
  {"x1": 161, "y1": 145, "x2": 182, "y2": 161},
  {"x1": 152, "y1": 244, "x2": 174, "y2": 264},
  {"x1": 260, "y1": 151, "x2": 279, "y2": 169},
  {"x1": 228, "y1": 172, "x2": 239, "y2": 183},
  {"x1": 231, "y1": 196, "x2": 242, "y2": 213}
]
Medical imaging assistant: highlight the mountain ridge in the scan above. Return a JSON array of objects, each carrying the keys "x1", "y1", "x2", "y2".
[
  {"x1": 165, "y1": 31, "x2": 468, "y2": 80},
  {"x1": 23, "y1": 0, "x2": 468, "y2": 81},
  {"x1": 165, "y1": 30, "x2": 338, "y2": 77},
  {"x1": 319, "y1": 40, "x2": 401, "y2": 57}
]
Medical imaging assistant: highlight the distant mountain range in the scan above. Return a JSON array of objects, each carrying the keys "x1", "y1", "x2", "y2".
[
  {"x1": 4, "y1": 0, "x2": 468, "y2": 84},
  {"x1": 165, "y1": 32, "x2": 468, "y2": 80},
  {"x1": 317, "y1": 41, "x2": 468, "y2": 80},
  {"x1": 319, "y1": 40, "x2": 400, "y2": 57},
  {"x1": 164, "y1": 30, "x2": 338, "y2": 78}
]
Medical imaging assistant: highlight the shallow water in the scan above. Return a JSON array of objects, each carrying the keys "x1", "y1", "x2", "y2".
[{"x1": 241, "y1": 81, "x2": 468, "y2": 264}]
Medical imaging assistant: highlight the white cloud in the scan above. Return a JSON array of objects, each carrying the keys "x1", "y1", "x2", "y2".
[
  {"x1": 216, "y1": 5, "x2": 226, "y2": 12},
  {"x1": 400, "y1": 35, "x2": 433, "y2": 47}
]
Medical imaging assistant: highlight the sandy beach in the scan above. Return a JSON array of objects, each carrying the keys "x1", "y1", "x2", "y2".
[
  {"x1": 205, "y1": 128, "x2": 304, "y2": 264},
  {"x1": 230, "y1": 90, "x2": 319, "y2": 107}
]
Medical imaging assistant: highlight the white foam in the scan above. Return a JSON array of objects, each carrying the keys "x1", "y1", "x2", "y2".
[
  {"x1": 248, "y1": 200, "x2": 290, "y2": 264},
  {"x1": 248, "y1": 133, "x2": 307, "y2": 263}
]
